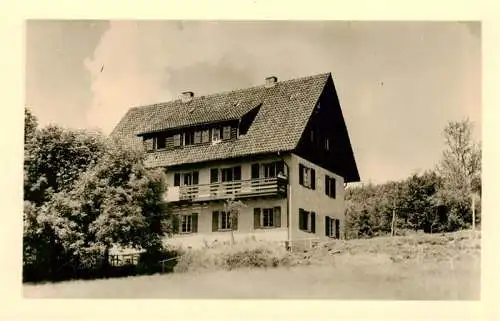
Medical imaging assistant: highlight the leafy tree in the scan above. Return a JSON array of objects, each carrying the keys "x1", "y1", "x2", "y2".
[
  {"x1": 24, "y1": 125, "x2": 107, "y2": 205},
  {"x1": 40, "y1": 139, "x2": 169, "y2": 271},
  {"x1": 24, "y1": 107, "x2": 38, "y2": 145},
  {"x1": 436, "y1": 118, "x2": 481, "y2": 229},
  {"x1": 224, "y1": 196, "x2": 247, "y2": 245}
]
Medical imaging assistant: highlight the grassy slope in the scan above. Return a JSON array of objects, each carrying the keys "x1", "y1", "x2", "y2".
[{"x1": 23, "y1": 230, "x2": 480, "y2": 299}]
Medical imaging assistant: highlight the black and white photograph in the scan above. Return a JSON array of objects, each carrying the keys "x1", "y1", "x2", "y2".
[{"x1": 19, "y1": 18, "x2": 483, "y2": 302}]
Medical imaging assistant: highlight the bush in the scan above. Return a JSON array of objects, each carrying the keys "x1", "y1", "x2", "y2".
[{"x1": 173, "y1": 240, "x2": 292, "y2": 273}]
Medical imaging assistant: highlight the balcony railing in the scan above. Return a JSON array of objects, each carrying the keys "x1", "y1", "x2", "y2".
[{"x1": 165, "y1": 177, "x2": 287, "y2": 203}]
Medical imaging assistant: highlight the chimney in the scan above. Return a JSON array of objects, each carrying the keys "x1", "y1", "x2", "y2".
[
  {"x1": 181, "y1": 91, "x2": 194, "y2": 103},
  {"x1": 265, "y1": 76, "x2": 278, "y2": 88}
]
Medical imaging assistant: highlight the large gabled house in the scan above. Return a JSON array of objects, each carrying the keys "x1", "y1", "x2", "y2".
[{"x1": 111, "y1": 72, "x2": 359, "y2": 249}]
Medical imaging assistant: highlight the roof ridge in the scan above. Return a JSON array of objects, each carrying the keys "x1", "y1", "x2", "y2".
[{"x1": 128, "y1": 72, "x2": 331, "y2": 111}]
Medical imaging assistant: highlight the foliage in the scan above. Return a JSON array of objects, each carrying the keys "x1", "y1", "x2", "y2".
[
  {"x1": 223, "y1": 196, "x2": 247, "y2": 245},
  {"x1": 436, "y1": 118, "x2": 481, "y2": 229},
  {"x1": 24, "y1": 125, "x2": 107, "y2": 205},
  {"x1": 23, "y1": 110, "x2": 170, "y2": 282}
]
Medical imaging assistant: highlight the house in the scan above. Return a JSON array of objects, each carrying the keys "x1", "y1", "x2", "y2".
[{"x1": 111, "y1": 72, "x2": 359, "y2": 249}]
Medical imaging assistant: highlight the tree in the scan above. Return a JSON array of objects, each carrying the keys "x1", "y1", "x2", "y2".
[
  {"x1": 436, "y1": 118, "x2": 481, "y2": 230},
  {"x1": 24, "y1": 125, "x2": 107, "y2": 205},
  {"x1": 42, "y1": 138, "x2": 169, "y2": 271},
  {"x1": 24, "y1": 107, "x2": 38, "y2": 145},
  {"x1": 223, "y1": 196, "x2": 247, "y2": 245}
]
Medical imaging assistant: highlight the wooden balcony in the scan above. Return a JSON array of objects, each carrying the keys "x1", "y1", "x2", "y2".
[{"x1": 165, "y1": 177, "x2": 287, "y2": 203}]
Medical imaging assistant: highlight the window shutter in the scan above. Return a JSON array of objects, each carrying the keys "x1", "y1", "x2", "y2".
[
  {"x1": 194, "y1": 131, "x2": 201, "y2": 144},
  {"x1": 332, "y1": 177, "x2": 336, "y2": 198},
  {"x1": 325, "y1": 175, "x2": 330, "y2": 196},
  {"x1": 335, "y1": 219, "x2": 340, "y2": 239},
  {"x1": 210, "y1": 168, "x2": 218, "y2": 183},
  {"x1": 253, "y1": 208, "x2": 261, "y2": 229},
  {"x1": 311, "y1": 169, "x2": 316, "y2": 190},
  {"x1": 223, "y1": 126, "x2": 231, "y2": 140},
  {"x1": 171, "y1": 215, "x2": 178, "y2": 234},
  {"x1": 274, "y1": 207, "x2": 281, "y2": 228},
  {"x1": 325, "y1": 216, "x2": 330, "y2": 237},
  {"x1": 173, "y1": 134, "x2": 181, "y2": 147},
  {"x1": 193, "y1": 171, "x2": 199, "y2": 185},
  {"x1": 299, "y1": 164, "x2": 304, "y2": 185},
  {"x1": 276, "y1": 161, "x2": 285, "y2": 176},
  {"x1": 251, "y1": 164, "x2": 260, "y2": 179},
  {"x1": 143, "y1": 138, "x2": 154, "y2": 151},
  {"x1": 174, "y1": 173, "x2": 180, "y2": 186},
  {"x1": 212, "y1": 211, "x2": 219, "y2": 232},
  {"x1": 311, "y1": 212, "x2": 316, "y2": 233},
  {"x1": 298, "y1": 208, "x2": 304, "y2": 230},
  {"x1": 232, "y1": 213, "x2": 238, "y2": 231},
  {"x1": 234, "y1": 166, "x2": 241, "y2": 181},
  {"x1": 202, "y1": 130, "x2": 210, "y2": 143},
  {"x1": 192, "y1": 213, "x2": 198, "y2": 233}
]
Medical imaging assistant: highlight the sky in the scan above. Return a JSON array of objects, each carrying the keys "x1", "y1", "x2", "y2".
[{"x1": 25, "y1": 20, "x2": 481, "y2": 184}]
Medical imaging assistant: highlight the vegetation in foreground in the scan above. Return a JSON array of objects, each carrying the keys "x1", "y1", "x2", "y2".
[{"x1": 24, "y1": 230, "x2": 480, "y2": 299}]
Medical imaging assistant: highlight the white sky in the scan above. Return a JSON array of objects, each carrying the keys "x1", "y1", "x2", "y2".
[{"x1": 25, "y1": 20, "x2": 481, "y2": 184}]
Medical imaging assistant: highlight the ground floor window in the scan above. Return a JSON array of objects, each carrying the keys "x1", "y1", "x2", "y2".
[
  {"x1": 325, "y1": 216, "x2": 340, "y2": 238},
  {"x1": 253, "y1": 207, "x2": 281, "y2": 229},
  {"x1": 179, "y1": 213, "x2": 198, "y2": 233},
  {"x1": 212, "y1": 210, "x2": 238, "y2": 231},
  {"x1": 299, "y1": 208, "x2": 316, "y2": 233}
]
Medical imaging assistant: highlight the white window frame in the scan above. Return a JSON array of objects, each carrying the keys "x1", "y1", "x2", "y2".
[
  {"x1": 180, "y1": 214, "x2": 193, "y2": 233},
  {"x1": 220, "y1": 211, "x2": 231, "y2": 230},
  {"x1": 262, "y1": 208, "x2": 274, "y2": 227}
]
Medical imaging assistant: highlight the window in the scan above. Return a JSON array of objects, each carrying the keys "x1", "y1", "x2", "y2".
[
  {"x1": 221, "y1": 166, "x2": 241, "y2": 182},
  {"x1": 174, "y1": 172, "x2": 199, "y2": 186},
  {"x1": 210, "y1": 168, "x2": 219, "y2": 183},
  {"x1": 179, "y1": 213, "x2": 198, "y2": 233},
  {"x1": 325, "y1": 216, "x2": 340, "y2": 238},
  {"x1": 222, "y1": 126, "x2": 231, "y2": 140},
  {"x1": 325, "y1": 175, "x2": 336, "y2": 198},
  {"x1": 212, "y1": 128, "x2": 221, "y2": 142},
  {"x1": 202, "y1": 129, "x2": 210, "y2": 143},
  {"x1": 263, "y1": 163, "x2": 276, "y2": 178},
  {"x1": 173, "y1": 134, "x2": 181, "y2": 147},
  {"x1": 299, "y1": 208, "x2": 316, "y2": 233},
  {"x1": 253, "y1": 207, "x2": 281, "y2": 229},
  {"x1": 221, "y1": 211, "x2": 231, "y2": 230},
  {"x1": 184, "y1": 132, "x2": 195, "y2": 145},
  {"x1": 194, "y1": 131, "x2": 202, "y2": 144},
  {"x1": 212, "y1": 210, "x2": 238, "y2": 231},
  {"x1": 156, "y1": 136, "x2": 166, "y2": 149},
  {"x1": 299, "y1": 164, "x2": 315, "y2": 189}
]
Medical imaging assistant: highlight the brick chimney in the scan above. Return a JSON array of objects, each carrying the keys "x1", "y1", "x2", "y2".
[
  {"x1": 181, "y1": 91, "x2": 194, "y2": 103},
  {"x1": 265, "y1": 76, "x2": 278, "y2": 88}
]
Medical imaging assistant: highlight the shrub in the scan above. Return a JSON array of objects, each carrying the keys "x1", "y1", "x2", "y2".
[{"x1": 173, "y1": 240, "x2": 292, "y2": 273}]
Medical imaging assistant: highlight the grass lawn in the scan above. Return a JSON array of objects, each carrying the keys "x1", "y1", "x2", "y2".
[{"x1": 23, "y1": 230, "x2": 480, "y2": 300}]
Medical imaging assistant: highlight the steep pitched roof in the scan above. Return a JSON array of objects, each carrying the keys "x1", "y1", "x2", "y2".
[{"x1": 111, "y1": 73, "x2": 330, "y2": 168}]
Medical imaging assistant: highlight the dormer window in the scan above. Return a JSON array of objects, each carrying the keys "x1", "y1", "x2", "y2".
[
  {"x1": 212, "y1": 128, "x2": 221, "y2": 142},
  {"x1": 156, "y1": 136, "x2": 166, "y2": 149},
  {"x1": 194, "y1": 131, "x2": 202, "y2": 144}
]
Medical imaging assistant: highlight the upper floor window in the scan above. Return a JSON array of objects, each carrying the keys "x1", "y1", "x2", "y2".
[
  {"x1": 184, "y1": 132, "x2": 195, "y2": 145},
  {"x1": 194, "y1": 131, "x2": 202, "y2": 144},
  {"x1": 174, "y1": 171, "x2": 199, "y2": 186},
  {"x1": 325, "y1": 175, "x2": 336, "y2": 198},
  {"x1": 212, "y1": 128, "x2": 221, "y2": 142},
  {"x1": 251, "y1": 161, "x2": 285, "y2": 179},
  {"x1": 299, "y1": 164, "x2": 315, "y2": 189}
]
